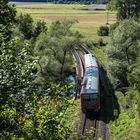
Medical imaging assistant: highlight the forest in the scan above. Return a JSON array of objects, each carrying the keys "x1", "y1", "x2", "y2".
[{"x1": 0, "y1": 0, "x2": 140, "y2": 139}]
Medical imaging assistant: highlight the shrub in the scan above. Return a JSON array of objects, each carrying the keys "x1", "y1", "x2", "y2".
[
  {"x1": 97, "y1": 38, "x2": 106, "y2": 47},
  {"x1": 34, "y1": 20, "x2": 47, "y2": 39},
  {"x1": 18, "y1": 14, "x2": 34, "y2": 40},
  {"x1": 98, "y1": 25, "x2": 109, "y2": 36}
]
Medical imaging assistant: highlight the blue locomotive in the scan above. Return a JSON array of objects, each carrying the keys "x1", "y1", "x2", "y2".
[{"x1": 80, "y1": 54, "x2": 100, "y2": 112}]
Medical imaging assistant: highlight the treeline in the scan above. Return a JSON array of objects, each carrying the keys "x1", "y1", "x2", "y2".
[{"x1": 11, "y1": 0, "x2": 108, "y2": 4}]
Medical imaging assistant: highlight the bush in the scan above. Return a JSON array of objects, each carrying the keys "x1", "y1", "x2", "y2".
[
  {"x1": 109, "y1": 22, "x2": 119, "y2": 35},
  {"x1": 0, "y1": 0, "x2": 16, "y2": 37},
  {"x1": 18, "y1": 14, "x2": 34, "y2": 40},
  {"x1": 34, "y1": 20, "x2": 47, "y2": 39},
  {"x1": 98, "y1": 25, "x2": 109, "y2": 36},
  {"x1": 0, "y1": 34, "x2": 38, "y2": 105},
  {"x1": 97, "y1": 38, "x2": 106, "y2": 47}
]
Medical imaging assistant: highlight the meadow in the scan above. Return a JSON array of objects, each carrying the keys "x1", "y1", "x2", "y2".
[{"x1": 15, "y1": 3, "x2": 116, "y2": 41}]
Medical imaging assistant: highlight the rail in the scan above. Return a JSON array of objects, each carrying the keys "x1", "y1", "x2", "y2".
[
  {"x1": 72, "y1": 45, "x2": 112, "y2": 140},
  {"x1": 78, "y1": 111, "x2": 98, "y2": 140},
  {"x1": 73, "y1": 48, "x2": 84, "y2": 78}
]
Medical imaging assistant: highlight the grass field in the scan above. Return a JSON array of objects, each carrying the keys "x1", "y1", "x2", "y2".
[{"x1": 15, "y1": 3, "x2": 116, "y2": 41}]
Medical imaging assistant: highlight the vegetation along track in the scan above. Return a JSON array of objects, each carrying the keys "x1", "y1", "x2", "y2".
[
  {"x1": 72, "y1": 47, "x2": 84, "y2": 99},
  {"x1": 72, "y1": 45, "x2": 110, "y2": 140}
]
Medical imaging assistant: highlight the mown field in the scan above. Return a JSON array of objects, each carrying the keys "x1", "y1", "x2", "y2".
[{"x1": 15, "y1": 3, "x2": 116, "y2": 41}]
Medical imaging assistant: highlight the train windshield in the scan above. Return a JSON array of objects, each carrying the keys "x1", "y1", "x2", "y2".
[{"x1": 82, "y1": 94, "x2": 97, "y2": 102}]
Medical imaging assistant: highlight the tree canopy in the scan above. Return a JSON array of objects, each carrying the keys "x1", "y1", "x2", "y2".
[
  {"x1": 0, "y1": 33, "x2": 75, "y2": 139},
  {"x1": 109, "y1": 0, "x2": 140, "y2": 20},
  {"x1": 35, "y1": 19, "x2": 82, "y2": 86},
  {"x1": 106, "y1": 20, "x2": 140, "y2": 90},
  {"x1": 0, "y1": 0, "x2": 16, "y2": 36}
]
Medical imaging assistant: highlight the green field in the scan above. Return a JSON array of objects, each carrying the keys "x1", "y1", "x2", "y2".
[{"x1": 16, "y1": 3, "x2": 116, "y2": 41}]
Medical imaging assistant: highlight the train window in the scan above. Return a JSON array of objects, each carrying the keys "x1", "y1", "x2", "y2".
[
  {"x1": 82, "y1": 95, "x2": 90, "y2": 99},
  {"x1": 82, "y1": 94, "x2": 98, "y2": 104},
  {"x1": 90, "y1": 94, "x2": 97, "y2": 99},
  {"x1": 82, "y1": 95, "x2": 90, "y2": 102}
]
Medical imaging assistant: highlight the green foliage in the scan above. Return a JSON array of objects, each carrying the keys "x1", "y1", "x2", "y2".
[
  {"x1": 18, "y1": 14, "x2": 34, "y2": 40},
  {"x1": 106, "y1": 20, "x2": 140, "y2": 89},
  {"x1": 49, "y1": 19, "x2": 79, "y2": 37},
  {"x1": 82, "y1": 127, "x2": 95, "y2": 140},
  {"x1": 0, "y1": 34, "x2": 37, "y2": 103},
  {"x1": 0, "y1": 34, "x2": 76, "y2": 139},
  {"x1": 106, "y1": 19, "x2": 140, "y2": 139},
  {"x1": 16, "y1": 13, "x2": 47, "y2": 54},
  {"x1": 0, "y1": 0, "x2": 16, "y2": 36},
  {"x1": 33, "y1": 20, "x2": 47, "y2": 39},
  {"x1": 16, "y1": 14, "x2": 47, "y2": 54},
  {"x1": 98, "y1": 25, "x2": 109, "y2": 36},
  {"x1": 92, "y1": 46, "x2": 107, "y2": 65},
  {"x1": 117, "y1": 0, "x2": 140, "y2": 20},
  {"x1": 110, "y1": 89, "x2": 140, "y2": 140},
  {"x1": 97, "y1": 38, "x2": 106, "y2": 46},
  {"x1": 108, "y1": 0, "x2": 118, "y2": 10},
  {"x1": 109, "y1": 0, "x2": 140, "y2": 20},
  {"x1": 0, "y1": 87, "x2": 73, "y2": 139},
  {"x1": 94, "y1": 37, "x2": 140, "y2": 139},
  {"x1": 35, "y1": 19, "x2": 81, "y2": 84},
  {"x1": 110, "y1": 112, "x2": 135, "y2": 140},
  {"x1": 109, "y1": 22, "x2": 119, "y2": 34},
  {"x1": 128, "y1": 55, "x2": 140, "y2": 91}
]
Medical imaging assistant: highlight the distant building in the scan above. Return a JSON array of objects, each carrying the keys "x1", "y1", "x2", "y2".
[{"x1": 82, "y1": 4, "x2": 107, "y2": 10}]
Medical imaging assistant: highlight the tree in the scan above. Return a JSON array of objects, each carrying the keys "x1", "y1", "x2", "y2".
[
  {"x1": 98, "y1": 25, "x2": 109, "y2": 36},
  {"x1": 0, "y1": 0, "x2": 16, "y2": 36},
  {"x1": 128, "y1": 55, "x2": 140, "y2": 91},
  {"x1": 33, "y1": 20, "x2": 47, "y2": 39},
  {"x1": 35, "y1": 19, "x2": 81, "y2": 86},
  {"x1": 109, "y1": 0, "x2": 140, "y2": 20},
  {"x1": 106, "y1": 20, "x2": 140, "y2": 90},
  {"x1": 18, "y1": 14, "x2": 34, "y2": 40},
  {"x1": 0, "y1": 34, "x2": 37, "y2": 103},
  {"x1": 0, "y1": 34, "x2": 73, "y2": 139},
  {"x1": 0, "y1": 84, "x2": 72, "y2": 139},
  {"x1": 17, "y1": 14, "x2": 47, "y2": 49}
]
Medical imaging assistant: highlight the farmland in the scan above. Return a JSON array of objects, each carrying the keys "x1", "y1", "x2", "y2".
[{"x1": 15, "y1": 3, "x2": 116, "y2": 41}]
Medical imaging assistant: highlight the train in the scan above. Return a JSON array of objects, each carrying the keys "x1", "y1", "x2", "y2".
[{"x1": 80, "y1": 54, "x2": 100, "y2": 113}]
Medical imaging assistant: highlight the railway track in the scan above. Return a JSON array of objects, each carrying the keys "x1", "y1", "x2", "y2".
[
  {"x1": 72, "y1": 45, "x2": 110, "y2": 140},
  {"x1": 73, "y1": 46, "x2": 99, "y2": 139},
  {"x1": 72, "y1": 48, "x2": 84, "y2": 98},
  {"x1": 79, "y1": 111, "x2": 98, "y2": 139},
  {"x1": 73, "y1": 48, "x2": 84, "y2": 79}
]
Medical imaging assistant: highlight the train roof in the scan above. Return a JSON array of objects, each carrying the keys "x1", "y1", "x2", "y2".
[
  {"x1": 81, "y1": 67, "x2": 99, "y2": 94},
  {"x1": 84, "y1": 54, "x2": 98, "y2": 68}
]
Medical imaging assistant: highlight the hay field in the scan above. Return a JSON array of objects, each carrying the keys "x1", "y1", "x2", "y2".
[{"x1": 15, "y1": 3, "x2": 116, "y2": 41}]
